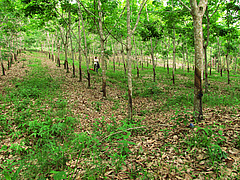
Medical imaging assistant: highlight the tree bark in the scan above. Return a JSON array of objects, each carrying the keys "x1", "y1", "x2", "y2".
[
  {"x1": 186, "y1": 42, "x2": 189, "y2": 72},
  {"x1": 204, "y1": 46, "x2": 208, "y2": 92},
  {"x1": 133, "y1": 36, "x2": 139, "y2": 78},
  {"x1": 51, "y1": 35, "x2": 54, "y2": 61},
  {"x1": 112, "y1": 43, "x2": 116, "y2": 72},
  {"x1": 77, "y1": 1, "x2": 89, "y2": 86},
  {"x1": 150, "y1": 39, "x2": 156, "y2": 82},
  {"x1": 98, "y1": 0, "x2": 106, "y2": 97},
  {"x1": 217, "y1": 37, "x2": 222, "y2": 76},
  {"x1": 167, "y1": 37, "x2": 170, "y2": 74},
  {"x1": 203, "y1": 6, "x2": 210, "y2": 93},
  {"x1": 182, "y1": 42, "x2": 185, "y2": 71},
  {"x1": 0, "y1": 47, "x2": 5, "y2": 76},
  {"x1": 172, "y1": 26, "x2": 176, "y2": 84},
  {"x1": 69, "y1": 10, "x2": 75, "y2": 77},
  {"x1": 190, "y1": 0, "x2": 207, "y2": 121},
  {"x1": 226, "y1": 54, "x2": 230, "y2": 84},
  {"x1": 121, "y1": 40, "x2": 126, "y2": 75},
  {"x1": 126, "y1": 0, "x2": 133, "y2": 119}
]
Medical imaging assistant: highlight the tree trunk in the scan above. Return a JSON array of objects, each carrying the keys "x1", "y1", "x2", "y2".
[
  {"x1": 57, "y1": 44, "x2": 60, "y2": 67},
  {"x1": 133, "y1": 36, "x2": 139, "y2": 78},
  {"x1": 112, "y1": 43, "x2": 116, "y2": 72},
  {"x1": 209, "y1": 48, "x2": 212, "y2": 75},
  {"x1": 0, "y1": 48, "x2": 5, "y2": 76},
  {"x1": 190, "y1": 0, "x2": 207, "y2": 121},
  {"x1": 204, "y1": 46, "x2": 208, "y2": 92},
  {"x1": 172, "y1": 27, "x2": 176, "y2": 84},
  {"x1": 141, "y1": 48, "x2": 144, "y2": 71},
  {"x1": 217, "y1": 37, "x2": 222, "y2": 76},
  {"x1": 69, "y1": 10, "x2": 75, "y2": 77},
  {"x1": 78, "y1": 1, "x2": 89, "y2": 86},
  {"x1": 234, "y1": 56, "x2": 237, "y2": 75},
  {"x1": 98, "y1": 0, "x2": 106, "y2": 97},
  {"x1": 121, "y1": 41, "x2": 126, "y2": 75},
  {"x1": 182, "y1": 42, "x2": 185, "y2": 71},
  {"x1": 150, "y1": 39, "x2": 156, "y2": 82},
  {"x1": 8, "y1": 57, "x2": 10, "y2": 70},
  {"x1": 167, "y1": 37, "x2": 170, "y2": 74},
  {"x1": 226, "y1": 54, "x2": 230, "y2": 84},
  {"x1": 51, "y1": 36, "x2": 54, "y2": 61},
  {"x1": 186, "y1": 43, "x2": 189, "y2": 72},
  {"x1": 64, "y1": 43, "x2": 69, "y2": 73},
  {"x1": 127, "y1": 0, "x2": 133, "y2": 120}
]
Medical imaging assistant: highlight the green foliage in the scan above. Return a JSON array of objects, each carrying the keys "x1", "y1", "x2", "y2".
[
  {"x1": 134, "y1": 81, "x2": 164, "y2": 98},
  {"x1": 9, "y1": 67, "x2": 60, "y2": 99},
  {"x1": 185, "y1": 125, "x2": 227, "y2": 164}
]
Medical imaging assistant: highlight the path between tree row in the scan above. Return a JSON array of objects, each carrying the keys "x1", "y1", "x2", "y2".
[{"x1": 1, "y1": 51, "x2": 240, "y2": 179}]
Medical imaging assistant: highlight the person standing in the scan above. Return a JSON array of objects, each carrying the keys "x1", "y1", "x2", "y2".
[
  {"x1": 94, "y1": 56, "x2": 100, "y2": 73},
  {"x1": 94, "y1": 57, "x2": 98, "y2": 71}
]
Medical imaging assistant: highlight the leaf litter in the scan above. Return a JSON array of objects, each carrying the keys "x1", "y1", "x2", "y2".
[{"x1": 0, "y1": 52, "x2": 239, "y2": 179}]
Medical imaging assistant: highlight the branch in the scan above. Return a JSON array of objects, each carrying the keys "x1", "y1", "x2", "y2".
[
  {"x1": 131, "y1": 0, "x2": 148, "y2": 35},
  {"x1": 210, "y1": 3, "x2": 220, "y2": 19},
  {"x1": 104, "y1": 5, "x2": 126, "y2": 41},
  {"x1": 103, "y1": 25, "x2": 127, "y2": 47},
  {"x1": 76, "y1": 0, "x2": 97, "y2": 19},
  {"x1": 178, "y1": 0, "x2": 191, "y2": 12},
  {"x1": 53, "y1": 6, "x2": 86, "y2": 55}
]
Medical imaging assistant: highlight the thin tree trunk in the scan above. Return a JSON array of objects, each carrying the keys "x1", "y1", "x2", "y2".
[
  {"x1": 68, "y1": 10, "x2": 75, "y2": 77},
  {"x1": 121, "y1": 41, "x2": 126, "y2": 75},
  {"x1": 209, "y1": 47, "x2": 212, "y2": 75},
  {"x1": 133, "y1": 36, "x2": 139, "y2": 78},
  {"x1": 112, "y1": 43, "x2": 116, "y2": 72},
  {"x1": 98, "y1": 0, "x2": 106, "y2": 97},
  {"x1": 51, "y1": 36, "x2": 54, "y2": 61},
  {"x1": 217, "y1": 37, "x2": 222, "y2": 76},
  {"x1": 57, "y1": 44, "x2": 60, "y2": 67},
  {"x1": 234, "y1": 56, "x2": 237, "y2": 75},
  {"x1": 150, "y1": 39, "x2": 156, "y2": 82},
  {"x1": 127, "y1": 0, "x2": 133, "y2": 119},
  {"x1": 172, "y1": 27, "x2": 176, "y2": 84},
  {"x1": 64, "y1": 42, "x2": 69, "y2": 73},
  {"x1": 8, "y1": 57, "x2": 10, "y2": 70},
  {"x1": 78, "y1": 1, "x2": 89, "y2": 85},
  {"x1": 167, "y1": 37, "x2": 170, "y2": 74},
  {"x1": 141, "y1": 48, "x2": 144, "y2": 70},
  {"x1": 226, "y1": 54, "x2": 230, "y2": 84},
  {"x1": 204, "y1": 46, "x2": 208, "y2": 92},
  {"x1": 182, "y1": 42, "x2": 185, "y2": 72},
  {"x1": 186, "y1": 42, "x2": 189, "y2": 72},
  {"x1": 0, "y1": 47, "x2": 5, "y2": 76}
]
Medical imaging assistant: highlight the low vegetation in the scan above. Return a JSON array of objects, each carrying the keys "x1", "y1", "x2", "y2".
[{"x1": 0, "y1": 51, "x2": 239, "y2": 179}]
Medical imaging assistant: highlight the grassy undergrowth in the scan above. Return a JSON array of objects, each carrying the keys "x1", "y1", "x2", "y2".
[
  {"x1": 1, "y1": 52, "x2": 239, "y2": 179},
  {"x1": 0, "y1": 53, "x2": 148, "y2": 179}
]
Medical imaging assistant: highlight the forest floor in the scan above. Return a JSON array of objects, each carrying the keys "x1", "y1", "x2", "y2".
[{"x1": 0, "y1": 51, "x2": 240, "y2": 179}]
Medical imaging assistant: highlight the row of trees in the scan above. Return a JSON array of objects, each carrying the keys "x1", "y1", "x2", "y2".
[{"x1": 0, "y1": 0, "x2": 239, "y2": 121}]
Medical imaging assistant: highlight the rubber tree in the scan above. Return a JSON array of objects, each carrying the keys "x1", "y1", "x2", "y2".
[
  {"x1": 68, "y1": 8, "x2": 75, "y2": 77},
  {"x1": 139, "y1": 4, "x2": 162, "y2": 82},
  {"x1": 79, "y1": 0, "x2": 124, "y2": 97},
  {"x1": 179, "y1": 0, "x2": 208, "y2": 121},
  {"x1": 0, "y1": 47, "x2": 5, "y2": 75},
  {"x1": 126, "y1": 0, "x2": 147, "y2": 120}
]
